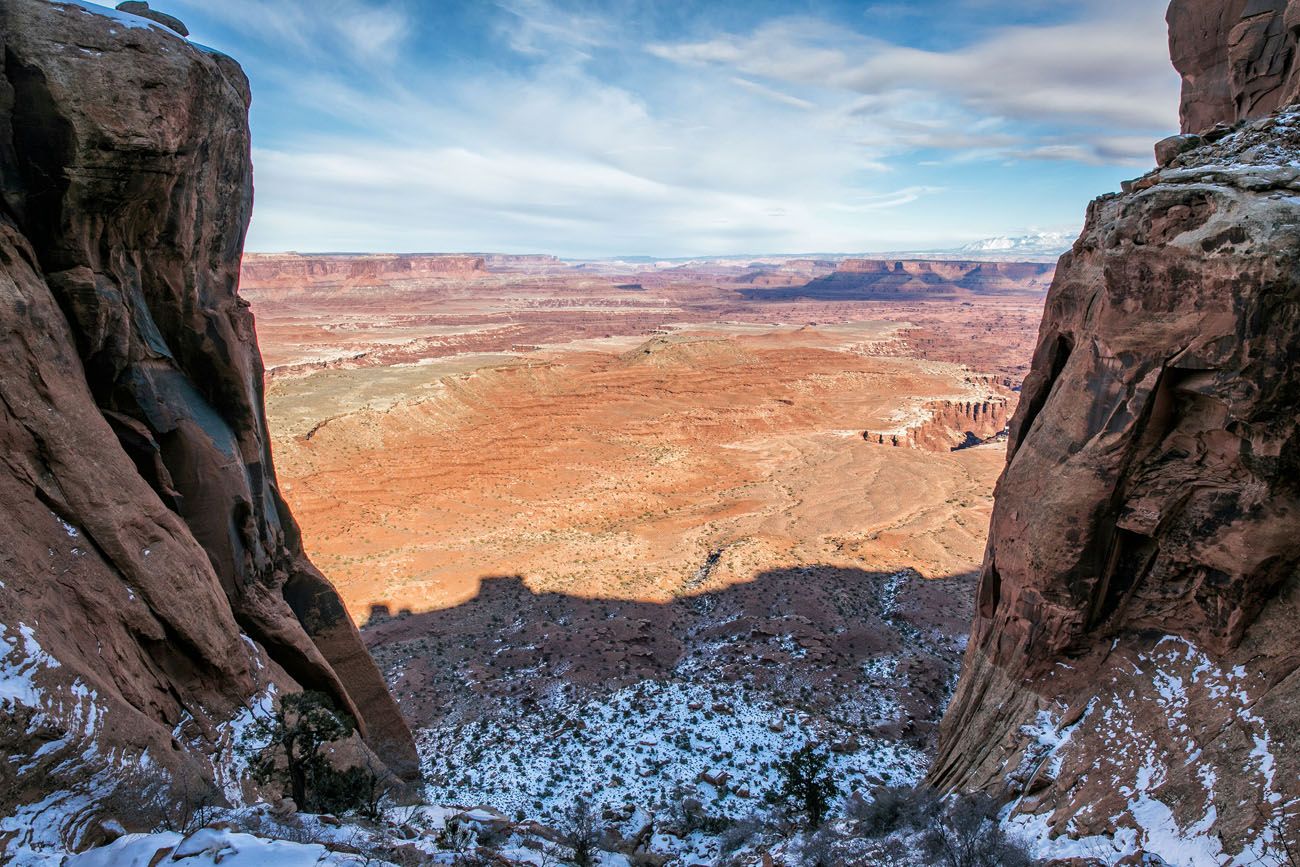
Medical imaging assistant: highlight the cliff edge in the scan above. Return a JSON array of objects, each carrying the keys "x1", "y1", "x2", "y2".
[
  {"x1": 931, "y1": 1, "x2": 1300, "y2": 861},
  {"x1": 0, "y1": 0, "x2": 417, "y2": 846}
]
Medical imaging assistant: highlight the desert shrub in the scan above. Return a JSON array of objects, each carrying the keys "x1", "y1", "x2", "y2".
[
  {"x1": 91, "y1": 763, "x2": 222, "y2": 838},
  {"x1": 921, "y1": 793, "x2": 1037, "y2": 867},
  {"x1": 799, "y1": 823, "x2": 844, "y2": 867},
  {"x1": 436, "y1": 817, "x2": 478, "y2": 853},
  {"x1": 847, "y1": 784, "x2": 942, "y2": 838},
  {"x1": 560, "y1": 797, "x2": 602, "y2": 867},
  {"x1": 665, "y1": 794, "x2": 732, "y2": 835},
  {"x1": 717, "y1": 812, "x2": 767, "y2": 853}
]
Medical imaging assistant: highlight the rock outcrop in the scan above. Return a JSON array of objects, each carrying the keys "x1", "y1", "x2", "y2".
[
  {"x1": 0, "y1": 0, "x2": 417, "y2": 842},
  {"x1": 865, "y1": 378, "x2": 1013, "y2": 453},
  {"x1": 932, "y1": 3, "x2": 1300, "y2": 861},
  {"x1": 1169, "y1": 0, "x2": 1300, "y2": 133}
]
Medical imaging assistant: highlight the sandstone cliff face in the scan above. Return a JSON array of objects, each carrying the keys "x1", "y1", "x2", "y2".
[
  {"x1": 1169, "y1": 0, "x2": 1300, "y2": 133},
  {"x1": 865, "y1": 388, "x2": 1013, "y2": 453},
  {"x1": 932, "y1": 4, "x2": 1300, "y2": 861},
  {"x1": 0, "y1": 0, "x2": 417, "y2": 839}
]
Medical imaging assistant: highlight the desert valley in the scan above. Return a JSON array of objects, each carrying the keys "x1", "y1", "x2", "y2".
[{"x1": 244, "y1": 251, "x2": 1050, "y2": 839}]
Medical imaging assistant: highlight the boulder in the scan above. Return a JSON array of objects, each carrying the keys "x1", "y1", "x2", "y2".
[
  {"x1": 115, "y1": 1, "x2": 188, "y2": 36},
  {"x1": 1153, "y1": 133, "x2": 1201, "y2": 166}
]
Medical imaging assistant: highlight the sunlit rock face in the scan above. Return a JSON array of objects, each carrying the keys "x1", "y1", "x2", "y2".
[
  {"x1": 931, "y1": 2, "x2": 1300, "y2": 861},
  {"x1": 1169, "y1": 0, "x2": 1300, "y2": 133},
  {"x1": 0, "y1": 0, "x2": 417, "y2": 835}
]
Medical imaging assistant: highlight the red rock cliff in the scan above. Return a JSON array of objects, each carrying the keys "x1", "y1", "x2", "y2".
[
  {"x1": 1169, "y1": 0, "x2": 1300, "y2": 132},
  {"x1": 931, "y1": 2, "x2": 1300, "y2": 860},
  {"x1": 0, "y1": 0, "x2": 418, "y2": 832}
]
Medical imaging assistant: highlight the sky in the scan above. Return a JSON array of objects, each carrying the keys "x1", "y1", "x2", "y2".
[{"x1": 147, "y1": 0, "x2": 1178, "y2": 257}]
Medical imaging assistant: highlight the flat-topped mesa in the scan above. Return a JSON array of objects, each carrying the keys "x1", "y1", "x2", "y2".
[
  {"x1": 482, "y1": 252, "x2": 565, "y2": 268},
  {"x1": 239, "y1": 252, "x2": 487, "y2": 288},
  {"x1": 742, "y1": 258, "x2": 1054, "y2": 300},
  {"x1": 0, "y1": 0, "x2": 418, "y2": 831},
  {"x1": 930, "y1": 1, "x2": 1300, "y2": 858},
  {"x1": 835, "y1": 258, "x2": 1052, "y2": 283}
]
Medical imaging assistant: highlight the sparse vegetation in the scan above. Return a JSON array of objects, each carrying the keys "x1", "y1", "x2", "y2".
[
  {"x1": 240, "y1": 690, "x2": 385, "y2": 816},
  {"x1": 767, "y1": 742, "x2": 839, "y2": 829}
]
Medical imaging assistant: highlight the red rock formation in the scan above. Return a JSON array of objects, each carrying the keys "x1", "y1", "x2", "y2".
[
  {"x1": 239, "y1": 252, "x2": 487, "y2": 289},
  {"x1": 932, "y1": 3, "x2": 1300, "y2": 859},
  {"x1": 1169, "y1": 0, "x2": 1300, "y2": 132},
  {"x1": 865, "y1": 389, "x2": 1013, "y2": 453},
  {"x1": 0, "y1": 0, "x2": 417, "y2": 832}
]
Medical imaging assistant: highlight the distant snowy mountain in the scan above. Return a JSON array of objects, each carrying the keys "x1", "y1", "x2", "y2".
[{"x1": 960, "y1": 231, "x2": 1075, "y2": 256}]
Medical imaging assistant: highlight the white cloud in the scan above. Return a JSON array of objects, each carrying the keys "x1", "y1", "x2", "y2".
[
  {"x1": 728, "y1": 77, "x2": 815, "y2": 111},
  {"x1": 494, "y1": 0, "x2": 612, "y2": 58},
  {"x1": 171, "y1": 0, "x2": 410, "y2": 66},
  {"x1": 168, "y1": 0, "x2": 1182, "y2": 255},
  {"x1": 649, "y1": 4, "x2": 1180, "y2": 158}
]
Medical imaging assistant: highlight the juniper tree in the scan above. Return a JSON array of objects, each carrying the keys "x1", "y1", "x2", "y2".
[
  {"x1": 768, "y1": 742, "x2": 839, "y2": 829},
  {"x1": 242, "y1": 690, "x2": 355, "y2": 812}
]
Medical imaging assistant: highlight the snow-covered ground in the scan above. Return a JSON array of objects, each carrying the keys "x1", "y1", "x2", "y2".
[
  {"x1": 1002, "y1": 637, "x2": 1292, "y2": 867},
  {"x1": 419, "y1": 678, "x2": 928, "y2": 822}
]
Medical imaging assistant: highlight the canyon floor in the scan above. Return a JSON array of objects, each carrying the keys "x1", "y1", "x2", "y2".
[{"x1": 248, "y1": 254, "x2": 1047, "y2": 830}]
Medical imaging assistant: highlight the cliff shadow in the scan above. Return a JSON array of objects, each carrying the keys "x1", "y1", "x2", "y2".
[{"x1": 361, "y1": 565, "x2": 976, "y2": 749}]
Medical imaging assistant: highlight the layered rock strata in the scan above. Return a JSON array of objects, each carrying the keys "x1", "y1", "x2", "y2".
[
  {"x1": 742, "y1": 259, "x2": 1054, "y2": 300},
  {"x1": 239, "y1": 252, "x2": 487, "y2": 289},
  {"x1": 0, "y1": 0, "x2": 418, "y2": 838}
]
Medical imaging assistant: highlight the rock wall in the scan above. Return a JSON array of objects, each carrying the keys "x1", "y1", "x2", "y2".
[
  {"x1": 0, "y1": 0, "x2": 418, "y2": 836},
  {"x1": 1169, "y1": 0, "x2": 1300, "y2": 133},
  {"x1": 931, "y1": 3, "x2": 1300, "y2": 860}
]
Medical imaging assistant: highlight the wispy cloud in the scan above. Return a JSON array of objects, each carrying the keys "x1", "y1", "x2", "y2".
[
  {"x1": 170, "y1": 0, "x2": 410, "y2": 66},
  {"x1": 148, "y1": 0, "x2": 1179, "y2": 255},
  {"x1": 649, "y1": 5, "x2": 1179, "y2": 161}
]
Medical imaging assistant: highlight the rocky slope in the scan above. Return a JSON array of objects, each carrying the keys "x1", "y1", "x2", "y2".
[
  {"x1": 931, "y1": 2, "x2": 1300, "y2": 862},
  {"x1": 0, "y1": 0, "x2": 417, "y2": 850}
]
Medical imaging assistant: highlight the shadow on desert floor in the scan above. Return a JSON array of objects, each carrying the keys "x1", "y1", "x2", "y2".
[{"x1": 361, "y1": 564, "x2": 977, "y2": 747}]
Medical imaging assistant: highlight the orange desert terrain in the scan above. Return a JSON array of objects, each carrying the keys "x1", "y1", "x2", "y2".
[{"x1": 245, "y1": 253, "x2": 1049, "y2": 624}]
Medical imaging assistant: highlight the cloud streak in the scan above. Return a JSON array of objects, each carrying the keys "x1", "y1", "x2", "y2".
[{"x1": 150, "y1": 0, "x2": 1180, "y2": 255}]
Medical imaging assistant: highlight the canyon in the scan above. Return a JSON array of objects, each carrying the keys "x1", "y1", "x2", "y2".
[
  {"x1": 238, "y1": 246, "x2": 1042, "y2": 856},
  {"x1": 243, "y1": 256, "x2": 1039, "y2": 622},
  {"x1": 1, "y1": 0, "x2": 1297, "y2": 864}
]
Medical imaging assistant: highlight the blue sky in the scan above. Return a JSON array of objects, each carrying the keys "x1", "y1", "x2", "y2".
[{"x1": 148, "y1": 0, "x2": 1177, "y2": 256}]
